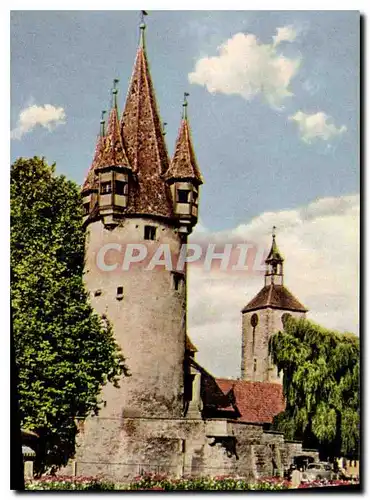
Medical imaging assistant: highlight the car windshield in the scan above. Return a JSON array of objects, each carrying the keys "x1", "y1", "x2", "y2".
[{"x1": 307, "y1": 464, "x2": 323, "y2": 470}]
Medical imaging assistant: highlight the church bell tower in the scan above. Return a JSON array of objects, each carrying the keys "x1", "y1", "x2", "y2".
[{"x1": 241, "y1": 229, "x2": 308, "y2": 384}]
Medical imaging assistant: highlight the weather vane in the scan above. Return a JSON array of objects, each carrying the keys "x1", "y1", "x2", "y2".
[
  {"x1": 112, "y1": 79, "x2": 119, "y2": 108},
  {"x1": 183, "y1": 92, "x2": 190, "y2": 118},
  {"x1": 100, "y1": 110, "x2": 106, "y2": 136},
  {"x1": 140, "y1": 10, "x2": 148, "y2": 27}
]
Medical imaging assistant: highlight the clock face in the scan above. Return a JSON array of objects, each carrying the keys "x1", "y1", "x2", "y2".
[{"x1": 251, "y1": 313, "x2": 259, "y2": 328}]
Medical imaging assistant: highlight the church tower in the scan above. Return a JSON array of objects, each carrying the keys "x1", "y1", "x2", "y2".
[
  {"x1": 240, "y1": 230, "x2": 308, "y2": 384},
  {"x1": 81, "y1": 20, "x2": 203, "y2": 422}
]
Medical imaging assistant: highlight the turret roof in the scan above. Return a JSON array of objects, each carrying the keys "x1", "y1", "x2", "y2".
[
  {"x1": 165, "y1": 110, "x2": 203, "y2": 184},
  {"x1": 120, "y1": 26, "x2": 173, "y2": 218},
  {"x1": 265, "y1": 234, "x2": 284, "y2": 263},
  {"x1": 82, "y1": 134, "x2": 104, "y2": 192},
  {"x1": 98, "y1": 104, "x2": 131, "y2": 170}
]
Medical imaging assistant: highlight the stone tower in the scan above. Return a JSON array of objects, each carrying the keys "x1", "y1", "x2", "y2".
[
  {"x1": 240, "y1": 231, "x2": 307, "y2": 384},
  {"x1": 80, "y1": 22, "x2": 203, "y2": 423}
]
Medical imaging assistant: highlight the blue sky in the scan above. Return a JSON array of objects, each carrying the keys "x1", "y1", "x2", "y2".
[
  {"x1": 10, "y1": 11, "x2": 360, "y2": 376},
  {"x1": 11, "y1": 10, "x2": 358, "y2": 232}
]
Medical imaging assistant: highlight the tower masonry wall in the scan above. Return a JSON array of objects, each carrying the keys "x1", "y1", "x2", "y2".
[
  {"x1": 84, "y1": 216, "x2": 186, "y2": 419},
  {"x1": 241, "y1": 308, "x2": 306, "y2": 383}
]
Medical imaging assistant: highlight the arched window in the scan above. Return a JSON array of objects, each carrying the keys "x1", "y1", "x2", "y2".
[
  {"x1": 251, "y1": 314, "x2": 258, "y2": 356},
  {"x1": 251, "y1": 314, "x2": 259, "y2": 327}
]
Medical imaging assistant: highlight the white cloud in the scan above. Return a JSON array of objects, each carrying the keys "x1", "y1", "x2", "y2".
[
  {"x1": 188, "y1": 194, "x2": 359, "y2": 378},
  {"x1": 273, "y1": 25, "x2": 297, "y2": 46},
  {"x1": 289, "y1": 110, "x2": 347, "y2": 143},
  {"x1": 188, "y1": 28, "x2": 301, "y2": 108},
  {"x1": 11, "y1": 104, "x2": 66, "y2": 140}
]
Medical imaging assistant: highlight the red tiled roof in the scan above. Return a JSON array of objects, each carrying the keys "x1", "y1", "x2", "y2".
[
  {"x1": 120, "y1": 40, "x2": 173, "y2": 218},
  {"x1": 166, "y1": 118, "x2": 203, "y2": 184},
  {"x1": 242, "y1": 284, "x2": 308, "y2": 313},
  {"x1": 216, "y1": 378, "x2": 285, "y2": 424},
  {"x1": 98, "y1": 106, "x2": 131, "y2": 171},
  {"x1": 82, "y1": 134, "x2": 104, "y2": 192}
]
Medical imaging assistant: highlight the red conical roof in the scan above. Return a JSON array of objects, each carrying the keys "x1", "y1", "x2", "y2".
[
  {"x1": 82, "y1": 134, "x2": 104, "y2": 192},
  {"x1": 98, "y1": 106, "x2": 130, "y2": 170},
  {"x1": 120, "y1": 29, "x2": 173, "y2": 218},
  {"x1": 166, "y1": 117, "x2": 203, "y2": 184}
]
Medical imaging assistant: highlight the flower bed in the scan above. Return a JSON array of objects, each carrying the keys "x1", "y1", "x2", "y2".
[{"x1": 25, "y1": 473, "x2": 359, "y2": 491}]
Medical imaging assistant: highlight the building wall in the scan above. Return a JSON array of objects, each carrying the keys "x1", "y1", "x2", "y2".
[
  {"x1": 62, "y1": 416, "x2": 281, "y2": 481},
  {"x1": 241, "y1": 308, "x2": 306, "y2": 383},
  {"x1": 84, "y1": 217, "x2": 186, "y2": 418}
]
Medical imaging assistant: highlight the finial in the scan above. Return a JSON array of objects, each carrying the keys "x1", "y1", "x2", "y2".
[
  {"x1": 100, "y1": 110, "x2": 106, "y2": 136},
  {"x1": 272, "y1": 225, "x2": 276, "y2": 239},
  {"x1": 112, "y1": 78, "x2": 119, "y2": 109},
  {"x1": 162, "y1": 121, "x2": 168, "y2": 136},
  {"x1": 183, "y1": 92, "x2": 190, "y2": 119},
  {"x1": 139, "y1": 10, "x2": 148, "y2": 46}
]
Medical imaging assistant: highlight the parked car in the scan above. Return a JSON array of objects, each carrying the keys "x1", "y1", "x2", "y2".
[{"x1": 301, "y1": 462, "x2": 334, "y2": 482}]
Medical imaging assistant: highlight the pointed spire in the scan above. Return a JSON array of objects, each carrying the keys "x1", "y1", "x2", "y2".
[
  {"x1": 120, "y1": 17, "x2": 173, "y2": 217},
  {"x1": 82, "y1": 111, "x2": 106, "y2": 192},
  {"x1": 98, "y1": 81, "x2": 131, "y2": 170},
  {"x1": 139, "y1": 10, "x2": 147, "y2": 48},
  {"x1": 165, "y1": 94, "x2": 203, "y2": 184},
  {"x1": 265, "y1": 227, "x2": 284, "y2": 264}
]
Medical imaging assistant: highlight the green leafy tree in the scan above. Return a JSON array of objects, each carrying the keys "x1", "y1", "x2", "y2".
[
  {"x1": 269, "y1": 317, "x2": 359, "y2": 459},
  {"x1": 11, "y1": 157, "x2": 128, "y2": 474}
]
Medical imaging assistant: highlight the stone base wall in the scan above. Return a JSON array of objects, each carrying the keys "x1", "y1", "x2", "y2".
[{"x1": 59, "y1": 417, "x2": 313, "y2": 482}]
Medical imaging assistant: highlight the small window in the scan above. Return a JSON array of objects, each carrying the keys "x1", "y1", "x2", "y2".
[
  {"x1": 115, "y1": 181, "x2": 127, "y2": 195},
  {"x1": 251, "y1": 313, "x2": 259, "y2": 327},
  {"x1": 177, "y1": 189, "x2": 190, "y2": 203},
  {"x1": 83, "y1": 202, "x2": 90, "y2": 215},
  {"x1": 144, "y1": 225, "x2": 156, "y2": 241},
  {"x1": 193, "y1": 190, "x2": 198, "y2": 204},
  {"x1": 100, "y1": 182, "x2": 112, "y2": 194},
  {"x1": 94, "y1": 289, "x2": 102, "y2": 297},
  {"x1": 253, "y1": 358, "x2": 257, "y2": 372},
  {"x1": 172, "y1": 272, "x2": 185, "y2": 291},
  {"x1": 116, "y1": 286, "x2": 124, "y2": 300}
]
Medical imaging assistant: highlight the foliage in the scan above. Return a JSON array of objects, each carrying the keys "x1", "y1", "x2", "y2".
[
  {"x1": 11, "y1": 157, "x2": 128, "y2": 473},
  {"x1": 25, "y1": 473, "x2": 359, "y2": 491},
  {"x1": 269, "y1": 317, "x2": 359, "y2": 458}
]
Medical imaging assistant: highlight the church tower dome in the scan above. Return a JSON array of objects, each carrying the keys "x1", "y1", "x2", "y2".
[{"x1": 240, "y1": 229, "x2": 308, "y2": 384}]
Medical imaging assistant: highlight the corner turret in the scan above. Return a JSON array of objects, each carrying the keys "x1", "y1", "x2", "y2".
[{"x1": 165, "y1": 93, "x2": 203, "y2": 235}]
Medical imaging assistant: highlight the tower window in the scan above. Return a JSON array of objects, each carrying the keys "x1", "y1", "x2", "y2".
[
  {"x1": 115, "y1": 181, "x2": 127, "y2": 195},
  {"x1": 177, "y1": 189, "x2": 190, "y2": 203},
  {"x1": 253, "y1": 358, "x2": 257, "y2": 372},
  {"x1": 100, "y1": 182, "x2": 112, "y2": 194},
  {"x1": 144, "y1": 225, "x2": 156, "y2": 241},
  {"x1": 83, "y1": 202, "x2": 90, "y2": 215},
  {"x1": 193, "y1": 190, "x2": 198, "y2": 204},
  {"x1": 250, "y1": 313, "x2": 259, "y2": 327},
  {"x1": 116, "y1": 286, "x2": 124, "y2": 300},
  {"x1": 172, "y1": 271, "x2": 185, "y2": 291}
]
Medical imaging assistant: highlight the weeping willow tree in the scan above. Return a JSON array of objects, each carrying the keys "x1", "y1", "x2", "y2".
[{"x1": 269, "y1": 317, "x2": 359, "y2": 459}]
